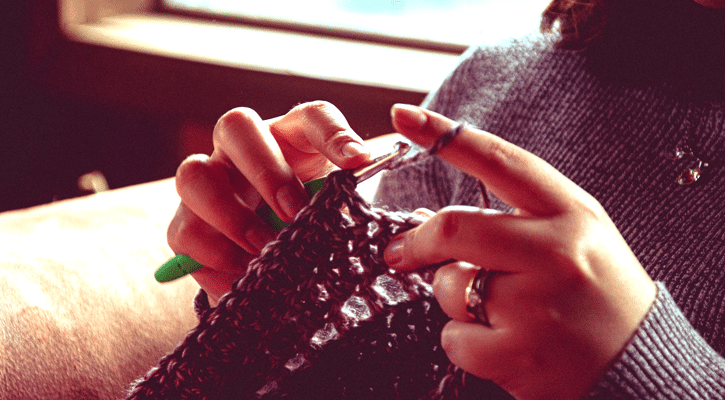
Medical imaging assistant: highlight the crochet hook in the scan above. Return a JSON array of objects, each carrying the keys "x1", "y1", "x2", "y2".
[
  {"x1": 156, "y1": 140, "x2": 415, "y2": 283},
  {"x1": 255, "y1": 140, "x2": 413, "y2": 231}
]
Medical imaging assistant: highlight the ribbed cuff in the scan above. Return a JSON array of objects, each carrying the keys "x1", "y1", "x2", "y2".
[{"x1": 588, "y1": 282, "x2": 725, "y2": 399}]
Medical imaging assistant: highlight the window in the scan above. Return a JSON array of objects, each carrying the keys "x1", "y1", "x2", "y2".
[
  {"x1": 42, "y1": 0, "x2": 554, "y2": 190},
  {"x1": 60, "y1": 0, "x2": 549, "y2": 93},
  {"x1": 164, "y1": 0, "x2": 549, "y2": 52}
]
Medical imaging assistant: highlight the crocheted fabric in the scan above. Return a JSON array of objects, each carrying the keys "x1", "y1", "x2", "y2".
[{"x1": 126, "y1": 168, "x2": 508, "y2": 400}]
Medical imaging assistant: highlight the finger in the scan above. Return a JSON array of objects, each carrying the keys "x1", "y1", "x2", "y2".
[
  {"x1": 432, "y1": 262, "x2": 480, "y2": 322},
  {"x1": 167, "y1": 202, "x2": 255, "y2": 272},
  {"x1": 191, "y1": 267, "x2": 247, "y2": 307},
  {"x1": 433, "y1": 261, "x2": 519, "y2": 328},
  {"x1": 385, "y1": 206, "x2": 542, "y2": 271},
  {"x1": 412, "y1": 207, "x2": 435, "y2": 218},
  {"x1": 175, "y1": 154, "x2": 276, "y2": 255},
  {"x1": 440, "y1": 320, "x2": 512, "y2": 383},
  {"x1": 270, "y1": 101, "x2": 372, "y2": 171},
  {"x1": 213, "y1": 107, "x2": 308, "y2": 222},
  {"x1": 404, "y1": 207, "x2": 435, "y2": 225},
  {"x1": 391, "y1": 104, "x2": 590, "y2": 217}
]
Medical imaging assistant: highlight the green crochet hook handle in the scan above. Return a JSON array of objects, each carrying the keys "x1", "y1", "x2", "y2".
[
  {"x1": 255, "y1": 177, "x2": 327, "y2": 232},
  {"x1": 156, "y1": 140, "x2": 415, "y2": 282},
  {"x1": 155, "y1": 177, "x2": 326, "y2": 283}
]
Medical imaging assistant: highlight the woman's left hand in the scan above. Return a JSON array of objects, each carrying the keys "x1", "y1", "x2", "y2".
[{"x1": 383, "y1": 105, "x2": 657, "y2": 400}]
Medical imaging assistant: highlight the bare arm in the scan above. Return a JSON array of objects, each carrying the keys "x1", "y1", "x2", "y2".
[
  {"x1": 0, "y1": 179, "x2": 199, "y2": 400},
  {"x1": 0, "y1": 129, "x2": 401, "y2": 400}
]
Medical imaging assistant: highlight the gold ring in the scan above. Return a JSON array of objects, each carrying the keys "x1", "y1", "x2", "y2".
[{"x1": 465, "y1": 268, "x2": 494, "y2": 326}]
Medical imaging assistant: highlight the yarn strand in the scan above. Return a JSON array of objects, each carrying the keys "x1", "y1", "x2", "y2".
[{"x1": 127, "y1": 167, "x2": 505, "y2": 400}]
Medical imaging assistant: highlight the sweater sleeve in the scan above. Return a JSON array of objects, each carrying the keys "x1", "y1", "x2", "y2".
[{"x1": 587, "y1": 282, "x2": 725, "y2": 400}]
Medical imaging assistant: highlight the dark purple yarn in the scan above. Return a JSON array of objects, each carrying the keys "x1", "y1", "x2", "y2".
[{"x1": 126, "y1": 169, "x2": 508, "y2": 400}]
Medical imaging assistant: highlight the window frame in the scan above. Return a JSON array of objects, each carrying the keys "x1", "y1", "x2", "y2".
[
  {"x1": 156, "y1": 0, "x2": 470, "y2": 54},
  {"x1": 35, "y1": 0, "x2": 466, "y2": 140}
]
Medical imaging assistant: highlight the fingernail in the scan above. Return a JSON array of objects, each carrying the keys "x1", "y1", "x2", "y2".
[
  {"x1": 385, "y1": 235, "x2": 406, "y2": 268},
  {"x1": 155, "y1": 254, "x2": 204, "y2": 283},
  {"x1": 411, "y1": 208, "x2": 435, "y2": 224},
  {"x1": 276, "y1": 184, "x2": 307, "y2": 221},
  {"x1": 341, "y1": 141, "x2": 366, "y2": 158},
  {"x1": 392, "y1": 104, "x2": 428, "y2": 130},
  {"x1": 246, "y1": 228, "x2": 275, "y2": 253}
]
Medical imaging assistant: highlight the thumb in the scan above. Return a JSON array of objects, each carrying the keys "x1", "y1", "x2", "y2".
[{"x1": 272, "y1": 101, "x2": 372, "y2": 170}]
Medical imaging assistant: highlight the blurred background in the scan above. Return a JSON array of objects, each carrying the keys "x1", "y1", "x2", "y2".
[{"x1": 0, "y1": 0, "x2": 547, "y2": 213}]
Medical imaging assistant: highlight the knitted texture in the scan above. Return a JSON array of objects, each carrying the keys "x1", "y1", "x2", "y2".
[
  {"x1": 126, "y1": 169, "x2": 506, "y2": 400},
  {"x1": 377, "y1": 28, "x2": 725, "y2": 399},
  {"x1": 418, "y1": 33, "x2": 725, "y2": 354}
]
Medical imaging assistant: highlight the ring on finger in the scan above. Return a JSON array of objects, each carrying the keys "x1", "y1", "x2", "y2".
[{"x1": 465, "y1": 268, "x2": 495, "y2": 327}]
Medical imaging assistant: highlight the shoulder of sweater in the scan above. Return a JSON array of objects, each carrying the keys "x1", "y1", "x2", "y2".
[
  {"x1": 423, "y1": 32, "x2": 579, "y2": 118},
  {"x1": 466, "y1": 32, "x2": 555, "y2": 63},
  {"x1": 454, "y1": 32, "x2": 565, "y2": 83}
]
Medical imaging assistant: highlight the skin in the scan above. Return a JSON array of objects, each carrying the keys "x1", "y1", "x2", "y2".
[
  {"x1": 0, "y1": 1, "x2": 716, "y2": 397},
  {"x1": 382, "y1": 105, "x2": 656, "y2": 399},
  {"x1": 169, "y1": 101, "x2": 657, "y2": 399},
  {"x1": 168, "y1": 101, "x2": 372, "y2": 305}
]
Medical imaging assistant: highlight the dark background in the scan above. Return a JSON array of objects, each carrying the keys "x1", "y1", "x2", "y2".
[{"x1": 0, "y1": 1, "x2": 426, "y2": 212}]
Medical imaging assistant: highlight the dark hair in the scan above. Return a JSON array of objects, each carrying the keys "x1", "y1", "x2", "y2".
[
  {"x1": 540, "y1": 0, "x2": 607, "y2": 50},
  {"x1": 541, "y1": 0, "x2": 725, "y2": 96}
]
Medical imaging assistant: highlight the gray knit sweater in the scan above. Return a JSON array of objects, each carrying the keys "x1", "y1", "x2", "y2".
[{"x1": 375, "y1": 8, "x2": 725, "y2": 399}]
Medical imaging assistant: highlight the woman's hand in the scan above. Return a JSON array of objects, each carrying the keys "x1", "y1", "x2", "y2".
[
  {"x1": 167, "y1": 101, "x2": 372, "y2": 305},
  {"x1": 384, "y1": 105, "x2": 657, "y2": 400}
]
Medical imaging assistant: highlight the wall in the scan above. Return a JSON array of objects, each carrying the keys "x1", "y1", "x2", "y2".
[
  {"x1": 0, "y1": 0, "x2": 426, "y2": 212},
  {"x1": 0, "y1": 1, "x2": 175, "y2": 211}
]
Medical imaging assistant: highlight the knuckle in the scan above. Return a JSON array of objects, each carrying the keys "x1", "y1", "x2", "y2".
[
  {"x1": 541, "y1": 219, "x2": 598, "y2": 283},
  {"x1": 405, "y1": 208, "x2": 464, "y2": 264},
  {"x1": 294, "y1": 100, "x2": 337, "y2": 117},
  {"x1": 541, "y1": 219, "x2": 583, "y2": 265},
  {"x1": 214, "y1": 107, "x2": 260, "y2": 145},
  {"x1": 546, "y1": 199, "x2": 612, "y2": 279},
  {"x1": 175, "y1": 154, "x2": 211, "y2": 190},
  {"x1": 482, "y1": 137, "x2": 518, "y2": 171},
  {"x1": 440, "y1": 324, "x2": 459, "y2": 359},
  {"x1": 292, "y1": 101, "x2": 350, "y2": 139},
  {"x1": 166, "y1": 210, "x2": 194, "y2": 253},
  {"x1": 430, "y1": 263, "x2": 451, "y2": 299},
  {"x1": 429, "y1": 208, "x2": 463, "y2": 243},
  {"x1": 166, "y1": 221, "x2": 183, "y2": 253},
  {"x1": 440, "y1": 323, "x2": 477, "y2": 371},
  {"x1": 546, "y1": 240, "x2": 587, "y2": 279},
  {"x1": 576, "y1": 196, "x2": 608, "y2": 224}
]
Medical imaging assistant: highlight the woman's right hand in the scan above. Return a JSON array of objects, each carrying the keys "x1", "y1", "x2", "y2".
[{"x1": 167, "y1": 101, "x2": 372, "y2": 305}]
